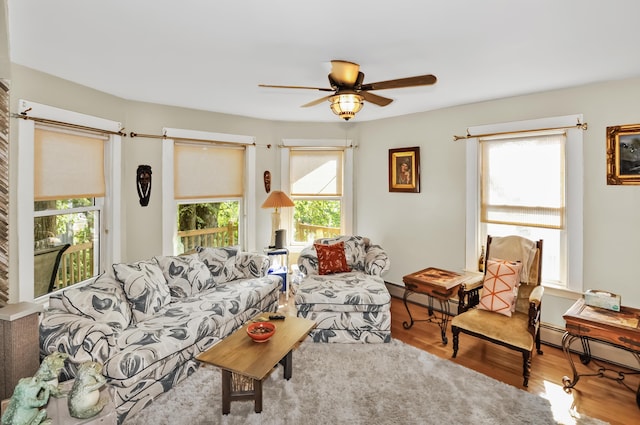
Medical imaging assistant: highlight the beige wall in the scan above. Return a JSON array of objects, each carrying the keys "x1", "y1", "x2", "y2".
[{"x1": 7, "y1": 63, "x2": 640, "y2": 328}]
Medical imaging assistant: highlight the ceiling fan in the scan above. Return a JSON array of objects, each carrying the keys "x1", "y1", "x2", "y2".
[{"x1": 259, "y1": 60, "x2": 437, "y2": 121}]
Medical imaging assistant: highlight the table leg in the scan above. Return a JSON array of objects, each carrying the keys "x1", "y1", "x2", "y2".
[
  {"x1": 254, "y1": 379, "x2": 262, "y2": 413},
  {"x1": 437, "y1": 298, "x2": 450, "y2": 345},
  {"x1": 402, "y1": 289, "x2": 415, "y2": 329},
  {"x1": 280, "y1": 349, "x2": 293, "y2": 380},
  {"x1": 561, "y1": 332, "x2": 581, "y2": 391},
  {"x1": 221, "y1": 370, "x2": 231, "y2": 415}
]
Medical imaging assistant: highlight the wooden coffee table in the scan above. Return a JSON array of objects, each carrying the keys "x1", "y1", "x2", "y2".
[{"x1": 196, "y1": 313, "x2": 316, "y2": 414}]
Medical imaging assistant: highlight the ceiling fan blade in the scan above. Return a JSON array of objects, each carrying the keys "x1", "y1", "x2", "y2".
[
  {"x1": 360, "y1": 74, "x2": 437, "y2": 91},
  {"x1": 330, "y1": 60, "x2": 360, "y2": 86},
  {"x1": 301, "y1": 95, "x2": 333, "y2": 108},
  {"x1": 259, "y1": 84, "x2": 333, "y2": 92},
  {"x1": 361, "y1": 91, "x2": 393, "y2": 107}
]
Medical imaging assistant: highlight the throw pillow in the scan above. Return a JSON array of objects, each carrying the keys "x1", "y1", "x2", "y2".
[
  {"x1": 196, "y1": 246, "x2": 240, "y2": 284},
  {"x1": 477, "y1": 258, "x2": 523, "y2": 317},
  {"x1": 316, "y1": 236, "x2": 366, "y2": 271},
  {"x1": 314, "y1": 241, "x2": 351, "y2": 275},
  {"x1": 54, "y1": 271, "x2": 132, "y2": 330},
  {"x1": 155, "y1": 254, "x2": 215, "y2": 297},
  {"x1": 113, "y1": 259, "x2": 171, "y2": 323}
]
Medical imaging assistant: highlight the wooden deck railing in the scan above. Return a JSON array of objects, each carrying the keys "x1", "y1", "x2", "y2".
[
  {"x1": 178, "y1": 223, "x2": 238, "y2": 252},
  {"x1": 294, "y1": 223, "x2": 341, "y2": 242},
  {"x1": 57, "y1": 242, "x2": 94, "y2": 289},
  {"x1": 51, "y1": 224, "x2": 238, "y2": 290}
]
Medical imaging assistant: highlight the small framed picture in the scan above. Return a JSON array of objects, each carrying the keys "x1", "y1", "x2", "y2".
[
  {"x1": 606, "y1": 124, "x2": 640, "y2": 185},
  {"x1": 389, "y1": 147, "x2": 420, "y2": 193}
]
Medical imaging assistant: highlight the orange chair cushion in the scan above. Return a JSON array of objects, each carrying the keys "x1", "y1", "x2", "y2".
[{"x1": 477, "y1": 259, "x2": 522, "y2": 317}]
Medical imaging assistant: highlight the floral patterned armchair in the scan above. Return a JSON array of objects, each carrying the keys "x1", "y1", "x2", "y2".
[{"x1": 294, "y1": 235, "x2": 391, "y2": 343}]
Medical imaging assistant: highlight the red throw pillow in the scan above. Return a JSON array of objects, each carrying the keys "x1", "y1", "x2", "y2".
[{"x1": 314, "y1": 242, "x2": 351, "y2": 275}]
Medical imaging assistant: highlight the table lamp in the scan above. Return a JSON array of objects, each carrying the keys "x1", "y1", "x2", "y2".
[{"x1": 261, "y1": 190, "x2": 295, "y2": 247}]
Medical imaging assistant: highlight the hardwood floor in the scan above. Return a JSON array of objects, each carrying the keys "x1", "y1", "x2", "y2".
[{"x1": 279, "y1": 293, "x2": 639, "y2": 425}]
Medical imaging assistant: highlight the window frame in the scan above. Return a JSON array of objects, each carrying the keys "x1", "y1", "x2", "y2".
[
  {"x1": 465, "y1": 114, "x2": 584, "y2": 293},
  {"x1": 161, "y1": 128, "x2": 256, "y2": 254},
  {"x1": 280, "y1": 139, "x2": 354, "y2": 249},
  {"x1": 17, "y1": 100, "x2": 122, "y2": 301}
]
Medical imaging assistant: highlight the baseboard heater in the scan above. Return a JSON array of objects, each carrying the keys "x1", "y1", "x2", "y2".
[{"x1": 386, "y1": 281, "x2": 639, "y2": 371}]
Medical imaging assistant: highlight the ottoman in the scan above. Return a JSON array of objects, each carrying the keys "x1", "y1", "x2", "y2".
[{"x1": 294, "y1": 271, "x2": 391, "y2": 343}]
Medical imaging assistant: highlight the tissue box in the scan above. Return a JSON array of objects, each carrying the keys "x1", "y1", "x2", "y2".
[{"x1": 584, "y1": 289, "x2": 621, "y2": 312}]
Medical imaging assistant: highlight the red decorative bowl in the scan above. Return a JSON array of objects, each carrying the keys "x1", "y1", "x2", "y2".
[{"x1": 246, "y1": 322, "x2": 276, "y2": 342}]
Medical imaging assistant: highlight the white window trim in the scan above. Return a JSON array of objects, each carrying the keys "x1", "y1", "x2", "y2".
[
  {"x1": 280, "y1": 139, "x2": 355, "y2": 250},
  {"x1": 17, "y1": 100, "x2": 122, "y2": 301},
  {"x1": 161, "y1": 128, "x2": 256, "y2": 254},
  {"x1": 465, "y1": 114, "x2": 583, "y2": 293}
]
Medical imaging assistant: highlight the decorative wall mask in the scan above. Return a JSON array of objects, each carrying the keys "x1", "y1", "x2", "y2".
[
  {"x1": 136, "y1": 165, "x2": 152, "y2": 206},
  {"x1": 264, "y1": 170, "x2": 271, "y2": 193}
]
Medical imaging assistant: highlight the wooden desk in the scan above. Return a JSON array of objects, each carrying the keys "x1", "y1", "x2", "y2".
[
  {"x1": 402, "y1": 268, "x2": 478, "y2": 345},
  {"x1": 561, "y1": 298, "x2": 640, "y2": 407}
]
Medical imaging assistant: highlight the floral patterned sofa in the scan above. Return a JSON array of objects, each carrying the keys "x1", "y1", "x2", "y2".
[
  {"x1": 39, "y1": 247, "x2": 281, "y2": 423},
  {"x1": 294, "y1": 235, "x2": 391, "y2": 343}
]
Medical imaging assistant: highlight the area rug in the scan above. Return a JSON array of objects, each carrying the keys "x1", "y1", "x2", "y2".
[{"x1": 123, "y1": 339, "x2": 605, "y2": 425}]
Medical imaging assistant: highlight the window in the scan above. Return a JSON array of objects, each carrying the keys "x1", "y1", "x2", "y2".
[
  {"x1": 173, "y1": 142, "x2": 243, "y2": 252},
  {"x1": 176, "y1": 200, "x2": 240, "y2": 252},
  {"x1": 17, "y1": 100, "x2": 122, "y2": 301},
  {"x1": 32, "y1": 126, "x2": 107, "y2": 295},
  {"x1": 466, "y1": 115, "x2": 583, "y2": 291},
  {"x1": 162, "y1": 128, "x2": 256, "y2": 254},
  {"x1": 280, "y1": 140, "x2": 354, "y2": 247},
  {"x1": 480, "y1": 131, "x2": 565, "y2": 284}
]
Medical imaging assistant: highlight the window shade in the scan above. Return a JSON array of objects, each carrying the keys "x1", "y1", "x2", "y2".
[
  {"x1": 34, "y1": 127, "x2": 106, "y2": 200},
  {"x1": 290, "y1": 150, "x2": 343, "y2": 196},
  {"x1": 480, "y1": 131, "x2": 566, "y2": 229},
  {"x1": 174, "y1": 142, "x2": 244, "y2": 199}
]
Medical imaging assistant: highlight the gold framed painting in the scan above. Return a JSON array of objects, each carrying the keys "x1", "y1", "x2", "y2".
[
  {"x1": 607, "y1": 124, "x2": 640, "y2": 185},
  {"x1": 389, "y1": 146, "x2": 420, "y2": 193}
]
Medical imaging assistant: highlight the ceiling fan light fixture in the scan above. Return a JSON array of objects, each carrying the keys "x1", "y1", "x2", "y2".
[{"x1": 329, "y1": 93, "x2": 364, "y2": 121}]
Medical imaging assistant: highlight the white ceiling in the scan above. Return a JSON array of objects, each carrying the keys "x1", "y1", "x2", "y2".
[{"x1": 7, "y1": 1, "x2": 640, "y2": 123}]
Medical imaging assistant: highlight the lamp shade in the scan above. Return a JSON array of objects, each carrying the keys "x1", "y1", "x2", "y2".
[
  {"x1": 261, "y1": 190, "x2": 295, "y2": 210},
  {"x1": 329, "y1": 92, "x2": 364, "y2": 121}
]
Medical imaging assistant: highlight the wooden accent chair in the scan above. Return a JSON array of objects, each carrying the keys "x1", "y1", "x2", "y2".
[{"x1": 451, "y1": 235, "x2": 543, "y2": 386}]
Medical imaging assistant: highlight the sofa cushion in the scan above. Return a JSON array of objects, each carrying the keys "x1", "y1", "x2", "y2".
[
  {"x1": 477, "y1": 259, "x2": 523, "y2": 317},
  {"x1": 103, "y1": 305, "x2": 217, "y2": 381},
  {"x1": 49, "y1": 272, "x2": 132, "y2": 330},
  {"x1": 113, "y1": 260, "x2": 171, "y2": 323},
  {"x1": 155, "y1": 254, "x2": 215, "y2": 297},
  {"x1": 196, "y1": 246, "x2": 241, "y2": 284},
  {"x1": 295, "y1": 272, "x2": 391, "y2": 313},
  {"x1": 314, "y1": 242, "x2": 351, "y2": 275}
]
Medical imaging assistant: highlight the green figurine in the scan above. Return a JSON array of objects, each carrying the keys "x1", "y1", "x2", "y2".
[
  {"x1": 0, "y1": 377, "x2": 51, "y2": 425},
  {"x1": 34, "y1": 352, "x2": 69, "y2": 398},
  {"x1": 67, "y1": 362, "x2": 107, "y2": 419}
]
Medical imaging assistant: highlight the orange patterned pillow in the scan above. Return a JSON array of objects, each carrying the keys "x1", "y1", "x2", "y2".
[
  {"x1": 477, "y1": 259, "x2": 523, "y2": 317},
  {"x1": 314, "y1": 242, "x2": 351, "y2": 275}
]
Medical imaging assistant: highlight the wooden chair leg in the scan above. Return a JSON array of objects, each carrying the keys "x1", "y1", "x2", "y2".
[
  {"x1": 535, "y1": 328, "x2": 544, "y2": 355},
  {"x1": 522, "y1": 351, "x2": 531, "y2": 387},
  {"x1": 451, "y1": 326, "x2": 459, "y2": 358}
]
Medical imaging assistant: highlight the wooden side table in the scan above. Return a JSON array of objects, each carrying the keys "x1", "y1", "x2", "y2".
[
  {"x1": 402, "y1": 268, "x2": 480, "y2": 345},
  {"x1": 561, "y1": 298, "x2": 640, "y2": 407}
]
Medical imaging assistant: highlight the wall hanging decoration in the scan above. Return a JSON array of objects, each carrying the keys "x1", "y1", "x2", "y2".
[
  {"x1": 136, "y1": 165, "x2": 152, "y2": 206},
  {"x1": 607, "y1": 124, "x2": 640, "y2": 185},
  {"x1": 264, "y1": 170, "x2": 271, "y2": 193},
  {"x1": 389, "y1": 146, "x2": 420, "y2": 193}
]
